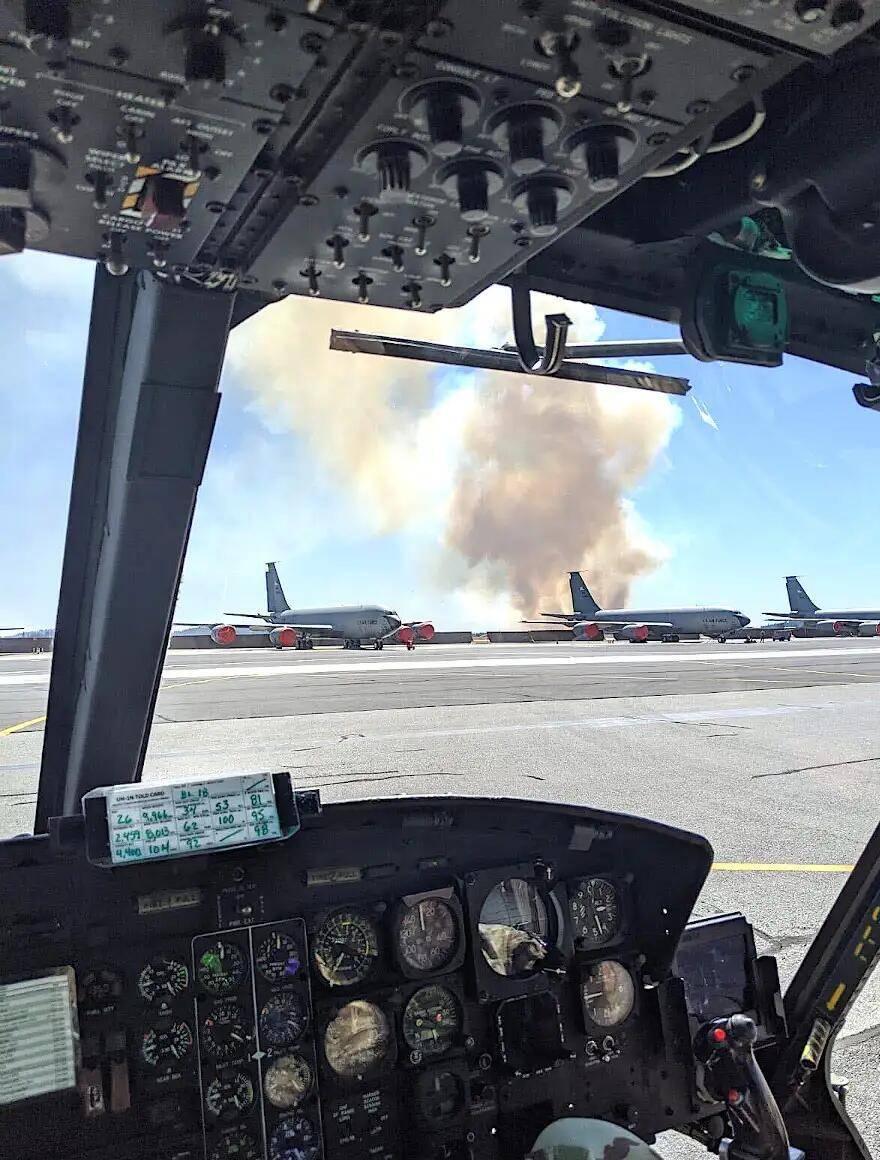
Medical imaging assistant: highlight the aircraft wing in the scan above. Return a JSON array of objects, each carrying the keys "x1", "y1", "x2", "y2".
[
  {"x1": 763, "y1": 612, "x2": 861, "y2": 624},
  {"x1": 588, "y1": 621, "x2": 676, "y2": 631},
  {"x1": 224, "y1": 612, "x2": 336, "y2": 632},
  {"x1": 521, "y1": 618, "x2": 575, "y2": 625}
]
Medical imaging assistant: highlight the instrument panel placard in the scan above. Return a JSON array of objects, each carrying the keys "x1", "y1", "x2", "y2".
[
  {"x1": 0, "y1": 969, "x2": 78, "y2": 1106},
  {"x1": 97, "y1": 774, "x2": 283, "y2": 865}
]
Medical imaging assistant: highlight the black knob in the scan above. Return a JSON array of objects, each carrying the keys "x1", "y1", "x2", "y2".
[
  {"x1": 438, "y1": 159, "x2": 503, "y2": 223},
  {"x1": 566, "y1": 124, "x2": 638, "y2": 192},
  {"x1": 831, "y1": 1, "x2": 863, "y2": 27},
  {"x1": 513, "y1": 175, "x2": 573, "y2": 236},
  {"x1": 434, "y1": 252, "x2": 454, "y2": 286},
  {"x1": 300, "y1": 262, "x2": 321, "y2": 296},
  {"x1": 353, "y1": 271, "x2": 373, "y2": 304},
  {"x1": 378, "y1": 142, "x2": 411, "y2": 196},
  {"x1": 406, "y1": 81, "x2": 480, "y2": 158},
  {"x1": 794, "y1": 0, "x2": 828, "y2": 20},
  {"x1": 327, "y1": 234, "x2": 348, "y2": 269},
  {"x1": 185, "y1": 32, "x2": 226, "y2": 85},
  {"x1": 354, "y1": 200, "x2": 377, "y2": 241},
  {"x1": 413, "y1": 214, "x2": 435, "y2": 255},
  {"x1": 488, "y1": 103, "x2": 562, "y2": 177},
  {"x1": 402, "y1": 281, "x2": 422, "y2": 309},
  {"x1": 87, "y1": 170, "x2": 111, "y2": 209},
  {"x1": 358, "y1": 141, "x2": 428, "y2": 202}
]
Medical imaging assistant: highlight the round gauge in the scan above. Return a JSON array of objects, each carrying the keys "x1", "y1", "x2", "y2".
[
  {"x1": 397, "y1": 898, "x2": 459, "y2": 974},
  {"x1": 210, "y1": 1129, "x2": 261, "y2": 1160},
  {"x1": 78, "y1": 968, "x2": 123, "y2": 1011},
  {"x1": 256, "y1": 932, "x2": 302, "y2": 982},
  {"x1": 582, "y1": 960, "x2": 636, "y2": 1027},
  {"x1": 141, "y1": 1021, "x2": 194, "y2": 1066},
  {"x1": 263, "y1": 1053, "x2": 313, "y2": 1109},
  {"x1": 197, "y1": 940, "x2": 249, "y2": 995},
  {"x1": 312, "y1": 909, "x2": 381, "y2": 988},
  {"x1": 415, "y1": 1068, "x2": 466, "y2": 1123},
  {"x1": 402, "y1": 985, "x2": 462, "y2": 1058},
  {"x1": 138, "y1": 956, "x2": 189, "y2": 1003},
  {"x1": 324, "y1": 1000, "x2": 391, "y2": 1078},
  {"x1": 205, "y1": 1070, "x2": 255, "y2": 1121},
  {"x1": 478, "y1": 878, "x2": 550, "y2": 977},
  {"x1": 268, "y1": 1112, "x2": 320, "y2": 1160},
  {"x1": 569, "y1": 878, "x2": 622, "y2": 948},
  {"x1": 202, "y1": 999, "x2": 251, "y2": 1063},
  {"x1": 259, "y1": 992, "x2": 309, "y2": 1048}
]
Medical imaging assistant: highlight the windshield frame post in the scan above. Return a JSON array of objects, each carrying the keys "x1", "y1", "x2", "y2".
[{"x1": 35, "y1": 268, "x2": 234, "y2": 830}]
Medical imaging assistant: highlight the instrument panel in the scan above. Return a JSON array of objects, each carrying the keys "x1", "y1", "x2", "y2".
[{"x1": 0, "y1": 796, "x2": 718, "y2": 1160}]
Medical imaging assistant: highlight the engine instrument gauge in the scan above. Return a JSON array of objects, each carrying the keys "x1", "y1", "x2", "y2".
[
  {"x1": 397, "y1": 897, "x2": 459, "y2": 974},
  {"x1": 581, "y1": 960, "x2": 635, "y2": 1027},
  {"x1": 402, "y1": 985, "x2": 462, "y2": 1058},
  {"x1": 478, "y1": 878, "x2": 550, "y2": 977},
  {"x1": 312, "y1": 909, "x2": 380, "y2": 987},
  {"x1": 202, "y1": 999, "x2": 251, "y2": 1062},
  {"x1": 569, "y1": 878, "x2": 622, "y2": 948},
  {"x1": 141, "y1": 1020, "x2": 194, "y2": 1066},
  {"x1": 138, "y1": 956, "x2": 190, "y2": 1003},
  {"x1": 256, "y1": 931, "x2": 302, "y2": 982},
  {"x1": 263, "y1": 1053, "x2": 313, "y2": 1109},
  {"x1": 210, "y1": 1129, "x2": 261, "y2": 1160},
  {"x1": 324, "y1": 1000, "x2": 391, "y2": 1078},
  {"x1": 197, "y1": 940, "x2": 249, "y2": 995},
  {"x1": 268, "y1": 1112, "x2": 320, "y2": 1160},
  {"x1": 258, "y1": 991, "x2": 309, "y2": 1047},
  {"x1": 205, "y1": 1070, "x2": 255, "y2": 1120},
  {"x1": 415, "y1": 1068, "x2": 466, "y2": 1123}
]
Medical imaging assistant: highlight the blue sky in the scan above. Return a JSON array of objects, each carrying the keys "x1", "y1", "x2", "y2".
[{"x1": 1, "y1": 249, "x2": 877, "y2": 630}]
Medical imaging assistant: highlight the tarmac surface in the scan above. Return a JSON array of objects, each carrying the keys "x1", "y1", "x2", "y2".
[{"x1": 0, "y1": 636, "x2": 877, "y2": 1154}]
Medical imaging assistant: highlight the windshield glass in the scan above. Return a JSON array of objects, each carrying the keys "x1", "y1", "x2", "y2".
[{"x1": 1, "y1": 249, "x2": 877, "y2": 1155}]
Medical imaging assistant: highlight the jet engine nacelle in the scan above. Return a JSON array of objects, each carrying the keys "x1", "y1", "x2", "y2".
[
  {"x1": 211, "y1": 624, "x2": 237, "y2": 646},
  {"x1": 622, "y1": 623, "x2": 650, "y2": 643},
  {"x1": 417, "y1": 622, "x2": 435, "y2": 641},
  {"x1": 573, "y1": 621, "x2": 603, "y2": 641},
  {"x1": 269, "y1": 626, "x2": 299, "y2": 648},
  {"x1": 397, "y1": 626, "x2": 415, "y2": 646},
  {"x1": 858, "y1": 621, "x2": 880, "y2": 637}
]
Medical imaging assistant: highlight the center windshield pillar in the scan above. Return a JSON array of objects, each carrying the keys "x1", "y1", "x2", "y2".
[{"x1": 35, "y1": 270, "x2": 234, "y2": 830}]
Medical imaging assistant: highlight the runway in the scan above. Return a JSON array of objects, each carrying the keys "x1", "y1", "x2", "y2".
[{"x1": 1, "y1": 636, "x2": 878, "y2": 1152}]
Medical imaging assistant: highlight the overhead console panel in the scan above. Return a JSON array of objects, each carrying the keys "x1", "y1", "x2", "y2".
[
  {"x1": 2, "y1": 1, "x2": 880, "y2": 372},
  {"x1": 0, "y1": 0, "x2": 863, "y2": 305}
]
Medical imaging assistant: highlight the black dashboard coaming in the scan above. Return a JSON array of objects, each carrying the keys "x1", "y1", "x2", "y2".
[{"x1": 0, "y1": 796, "x2": 712, "y2": 1160}]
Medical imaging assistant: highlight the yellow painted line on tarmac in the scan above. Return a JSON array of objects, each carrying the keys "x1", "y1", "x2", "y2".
[
  {"x1": 712, "y1": 861, "x2": 854, "y2": 873},
  {"x1": 0, "y1": 714, "x2": 46, "y2": 737}
]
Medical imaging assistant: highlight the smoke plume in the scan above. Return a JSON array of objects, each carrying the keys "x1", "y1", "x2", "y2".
[{"x1": 226, "y1": 286, "x2": 679, "y2": 620}]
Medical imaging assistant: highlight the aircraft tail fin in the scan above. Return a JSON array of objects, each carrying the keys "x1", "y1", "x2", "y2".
[
  {"x1": 266, "y1": 562, "x2": 291, "y2": 614},
  {"x1": 569, "y1": 571, "x2": 600, "y2": 616},
  {"x1": 786, "y1": 575, "x2": 818, "y2": 615}
]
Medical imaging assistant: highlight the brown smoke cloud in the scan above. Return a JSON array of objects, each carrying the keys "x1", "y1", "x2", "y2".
[{"x1": 227, "y1": 286, "x2": 679, "y2": 620}]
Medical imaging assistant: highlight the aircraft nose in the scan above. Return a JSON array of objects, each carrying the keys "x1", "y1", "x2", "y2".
[{"x1": 738, "y1": 614, "x2": 750, "y2": 627}]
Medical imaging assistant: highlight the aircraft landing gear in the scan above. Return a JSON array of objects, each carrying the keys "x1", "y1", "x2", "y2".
[
  {"x1": 343, "y1": 639, "x2": 362, "y2": 650},
  {"x1": 373, "y1": 640, "x2": 384, "y2": 650}
]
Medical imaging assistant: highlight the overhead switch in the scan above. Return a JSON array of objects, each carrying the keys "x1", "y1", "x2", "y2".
[
  {"x1": 438, "y1": 158, "x2": 503, "y2": 223},
  {"x1": 513, "y1": 175, "x2": 573, "y2": 236},
  {"x1": 489, "y1": 103, "x2": 563, "y2": 176},
  {"x1": 358, "y1": 141, "x2": 428, "y2": 201},
  {"x1": 405, "y1": 80, "x2": 480, "y2": 158},
  {"x1": 566, "y1": 124, "x2": 637, "y2": 192}
]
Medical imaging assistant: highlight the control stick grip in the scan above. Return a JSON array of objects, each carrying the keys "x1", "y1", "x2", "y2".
[{"x1": 695, "y1": 1014, "x2": 803, "y2": 1160}]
